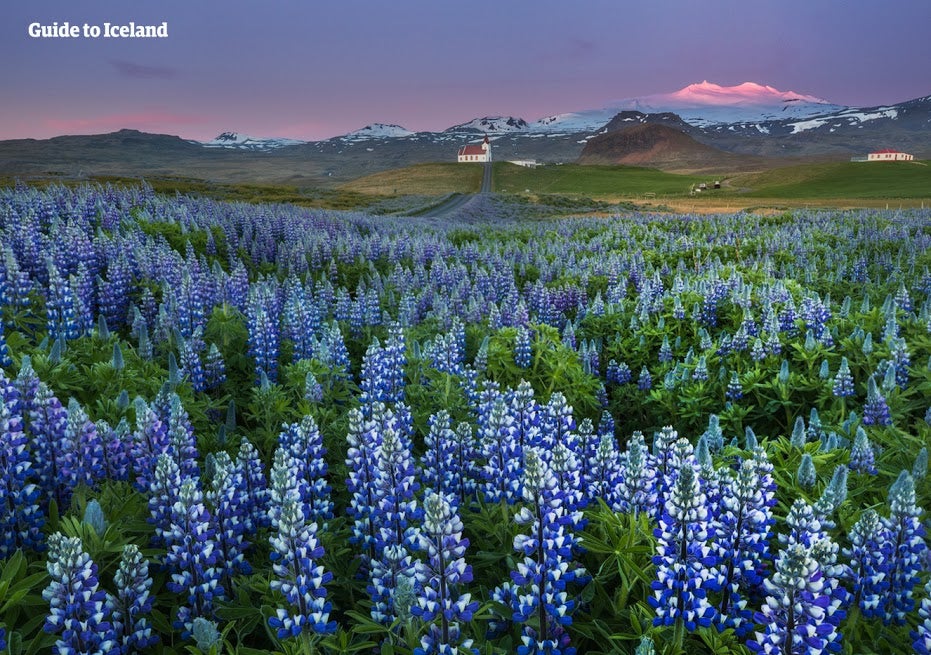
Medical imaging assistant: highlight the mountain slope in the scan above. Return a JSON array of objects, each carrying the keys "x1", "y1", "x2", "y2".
[
  {"x1": 578, "y1": 123, "x2": 764, "y2": 172},
  {"x1": 205, "y1": 132, "x2": 306, "y2": 150}
]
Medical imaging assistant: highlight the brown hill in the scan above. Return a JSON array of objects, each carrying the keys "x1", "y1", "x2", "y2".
[{"x1": 578, "y1": 123, "x2": 765, "y2": 173}]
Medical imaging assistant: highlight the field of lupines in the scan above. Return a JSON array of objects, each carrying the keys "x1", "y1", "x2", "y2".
[{"x1": 1, "y1": 181, "x2": 930, "y2": 655}]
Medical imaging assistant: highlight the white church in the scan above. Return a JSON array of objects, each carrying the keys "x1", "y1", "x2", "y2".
[{"x1": 457, "y1": 135, "x2": 491, "y2": 163}]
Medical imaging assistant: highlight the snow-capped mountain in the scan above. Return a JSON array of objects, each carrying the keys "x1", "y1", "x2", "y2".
[
  {"x1": 444, "y1": 116, "x2": 529, "y2": 134},
  {"x1": 340, "y1": 123, "x2": 415, "y2": 140},
  {"x1": 204, "y1": 132, "x2": 306, "y2": 151},
  {"x1": 531, "y1": 81, "x2": 847, "y2": 132}
]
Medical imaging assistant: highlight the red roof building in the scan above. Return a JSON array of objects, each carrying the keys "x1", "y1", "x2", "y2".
[
  {"x1": 457, "y1": 135, "x2": 491, "y2": 163},
  {"x1": 867, "y1": 149, "x2": 914, "y2": 161}
]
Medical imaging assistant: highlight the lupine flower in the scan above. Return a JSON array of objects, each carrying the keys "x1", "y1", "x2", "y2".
[
  {"x1": 650, "y1": 462, "x2": 721, "y2": 631},
  {"x1": 843, "y1": 509, "x2": 890, "y2": 619},
  {"x1": 280, "y1": 415, "x2": 333, "y2": 524},
  {"x1": 882, "y1": 471, "x2": 926, "y2": 625},
  {"x1": 345, "y1": 407, "x2": 382, "y2": 565},
  {"x1": 849, "y1": 426, "x2": 877, "y2": 475},
  {"x1": 479, "y1": 397, "x2": 521, "y2": 504},
  {"x1": 129, "y1": 398, "x2": 169, "y2": 493},
  {"x1": 27, "y1": 382, "x2": 72, "y2": 509},
  {"x1": 303, "y1": 371, "x2": 323, "y2": 403},
  {"x1": 713, "y1": 456, "x2": 774, "y2": 636},
  {"x1": 832, "y1": 357, "x2": 855, "y2": 397},
  {"x1": 164, "y1": 479, "x2": 224, "y2": 638},
  {"x1": 813, "y1": 465, "x2": 848, "y2": 529},
  {"x1": 204, "y1": 343, "x2": 226, "y2": 390},
  {"x1": 862, "y1": 376, "x2": 892, "y2": 427},
  {"x1": 43, "y1": 533, "x2": 118, "y2": 654},
  {"x1": 509, "y1": 448, "x2": 583, "y2": 655},
  {"x1": 0, "y1": 371, "x2": 44, "y2": 556},
  {"x1": 914, "y1": 446, "x2": 928, "y2": 480},
  {"x1": 368, "y1": 409, "x2": 422, "y2": 624},
  {"x1": 748, "y1": 540, "x2": 843, "y2": 655},
  {"x1": 789, "y1": 416, "x2": 806, "y2": 449},
  {"x1": 268, "y1": 496, "x2": 336, "y2": 639},
  {"x1": 514, "y1": 326, "x2": 532, "y2": 369},
  {"x1": 66, "y1": 398, "x2": 105, "y2": 491},
  {"x1": 637, "y1": 366, "x2": 652, "y2": 391},
  {"x1": 165, "y1": 393, "x2": 200, "y2": 480},
  {"x1": 112, "y1": 543, "x2": 159, "y2": 652},
  {"x1": 912, "y1": 579, "x2": 931, "y2": 654},
  {"x1": 233, "y1": 437, "x2": 269, "y2": 534},
  {"x1": 726, "y1": 371, "x2": 743, "y2": 401},
  {"x1": 412, "y1": 491, "x2": 478, "y2": 655},
  {"x1": 206, "y1": 451, "x2": 252, "y2": 585}
]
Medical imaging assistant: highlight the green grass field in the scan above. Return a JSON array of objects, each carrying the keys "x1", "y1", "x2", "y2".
[
  {"x1": 341, "y1": 163, "x2": 483, "y2": 196},
  {"x1": 494, "y1": 162, "x2": 704, "y2": 198},
  {"x1": 735, "y1": 161, "x2": 931, "y2": 199}
]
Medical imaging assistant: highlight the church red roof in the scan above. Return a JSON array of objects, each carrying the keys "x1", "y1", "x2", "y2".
[
  {"x1": 458, "y1": 145, "x2": 487, "y2": 156},
  {"x1": 872, "y1": 148, "x2": 902, "y2": 154}
]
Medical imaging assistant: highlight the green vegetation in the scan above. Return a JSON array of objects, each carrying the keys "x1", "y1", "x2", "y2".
[
  {"x1": 493, "y1": 162, "x2": 704, "y2": 199},
  {"x1": 737, "y1": 161, "x2": 931, "y2": 199},
  {"x1": 341, "y1": 162, "x2": 484, "y2": 196}
]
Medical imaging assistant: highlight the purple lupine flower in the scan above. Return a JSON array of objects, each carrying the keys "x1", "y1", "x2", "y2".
[
  {"x1": 412, "y1": 491, "x2": 477, "y2": 655},
  {"x1": 27, "y1": 382, "x2": 72, "y2": 509},
  {"x1": 747, "y1": 540, "x2": 843, "y2": 655},
  {"x1": 178, "y1": 332, "x2": 207, "y2": 393},
  {"x1": 726, "y1": 371, "x2": 743, "y2": 401},
  {"x1": 650, "y1": 463, "x2": 720, "y2": 631},
  {"x1": 449, "y1": 421, "x2": 480, "y2": 508},
  {"x1": 509, "y1": 448, "x2": 583, "y2": 655},
  {"x1": 165, "y1": 393, "x2": 200, "y2": 480},
  {"x1": 421, "y1": 410, "x2": 460, "y2": 501},
  {"x1": 268, "y1": 446, "x2": 303, "y2": 531},
  {"x1": 279, "y1": 415, "x2": 332, "y2": 524},
  {"x1": 713, "y1": 456, "x2": 774, "y2": 636},
  {"x1": 637, "y1": 366, "x2": 652, "y2": 391},
  {"x1": 479, "y1": 397, "x2": 521, "y2": 504},
  {"x1": 849, "y1": 426, "x2": 877, "y2": 475},
  {"x1": 882, "y1": 471, "x2": 927, "y2": 625},
  {"x1": 129, "y1": 398, "x2": 170, "y2": 493},
  {"x1": 148, "y1": 453, "x2": 182, "y2": 548},
  {"x1": 247, "y1": 303, "x2": 280, "y2": 383},
  {"x1": 235, "y1": 438, "x2": 269, "y2": 534},
  {"x1": 97, "y1": 419, "x2": 131, "y2": 482},
  {"x1": 164, "y1": 479, "x2": 224, "y2": 639},
  {"x1": 268, "y1": 496, "x2": 336, "y2": 639},
  {"x1": 368, "y1": 407, "x2": 422, "y2": 624},
  {"x1": 0, "y1": 371, "x2": 44, "y2": 556},
  {"x1": 204, "y1": 343, "x2": 226, "y2": 390},
  {"x1": 345, "y1": 407, "x2": 381, "y2": 565},
  {"x1": 843, "y1": 509, "x2": 890, "y2": 619},
  {"x1": 112, "y1": 543, "x2": 159, "y2": 652},
  {"x1": 65, "y1": 398, "x2": 105, "y2": 491},
  {"x1": 42, "y1": 533, "x2": 118, "y2": 654},
  {"x1": 862, "y1": 376, "x2": 892, "y2": 427},
  {"x1": 303, "y1": 371, "x2": 323, "y2": 403},
  {"x1": 45, "y1": 261, "x2": 79, "y2": 345},
  {"x1": 587, "y1": 432, "x2": 621, "y2": 508},
  {"x1": 206, "y1": 451, "x2": 252, "y2": 585}
]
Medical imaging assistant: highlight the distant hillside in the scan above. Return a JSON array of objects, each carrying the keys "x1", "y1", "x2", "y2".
[{"x1": 578, "y1": 123, "x2": 764, "y2": 173}]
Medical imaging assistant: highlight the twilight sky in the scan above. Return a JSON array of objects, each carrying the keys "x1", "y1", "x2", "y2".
[{"x1": 3, "y1": 0, "x2": 930, "y2": 141}]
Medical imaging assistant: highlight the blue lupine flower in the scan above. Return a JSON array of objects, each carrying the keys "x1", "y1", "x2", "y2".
[
  {"x1": 268, "y1": 446, "x2": 303, "y2": 531},
  {"x1": 268, "y1": 496, "x2": 336, "y2": 639},
  {"x1": 164, "y1": 479, "x2": 224, "y2": 639},
  {"x1": 813, "y1": 465, "x2": 848, "y2": 529},
  {"x1": 166, "y1": 393, "x2": 200, "y2": 480},
  {"x1": 843, "y1": 509, "x2": 890, "y2": 619},
  {"x1": 412, "y1": 491, "x2": 478, "y2": 655},
  {"x1": 650, "y1": 462, "x2": 721, "y2": 631},
  {"x1": 637, "y1": 366, "x2": 652, "y2": 391},
  {"x1": 713, "y1": 455, "x2": 774, "y2": 636},
  {"x1": 148, "y1": 454, "x2": 181, "y2": 548},
  {"x1": 421, "y1": 410, "x2": 462, "y2": 502},
  {"x1": 911, "y1": 579, "x2": 931, "y2": 654},
  {"x1": 280, "y1": 415, "x2": 333, "y2": 524},
  {"x1": 849, "y1": 426, "x2": 877, "y2": 475},
  {"x1": 862, "y1": 376, "x2": 892, "y2": 427},
  {"x1": 235, "y1": 437, "x2": 269, "y2": 534},
  {"x1": 97, "y1": 418, "x2": 131, "y2": 482},
  {"x1": 345, "y1": 407, "x2": 382, "y2": 564},
  {"x1": 113, "y1": 543, "x2": 159, "y2": 652},
  {"x1": 914, "y1": 447, "x2": 928, "y2": 480},
  {"x1": 204, "y1": 343, "x2": 226, "y2": 390},
  {"x1": 748, "y1": 540, "x2": 843, "y2": 655},
  {"x1": 206, "y1": 451, "x2": 252, "y2": 585},
  {"x1": 303, "y1": 371, "x2": 323, "y2": 403},
  {"x1": 509, "y1": 448, "x2": 583, "y2": 655},
  {"x1": 882, "y1": 471, "x2": 926, "y2": 625},
  {"x1": 726, "y1": 371, "x2": 743, "y2": 401},
  {"x1": 0, "y1": 371, "x2": 44, "y2": 556},
  {"x1": 27, "y1": 382, "x2": 71, "y2": 509},
  {"x1": 479, "y1": 397, "x2": 521, "y2": 504},
  {"x1": 66, "y1": 398, "x2": 105, "y2": 491},
  {"x1": 514, "y1": 326, "x2": 532, "y2": 369},
  {"x1": 368, "y1": 408, "x2": 422, "y2": 624},
  {"x1": 832, "y1": 357, "x2": 855, "y2": 397},
  {"x1": 129, "y1": 398, "x2": 169, "y2": 493},
  {"x1": 42, "y1": 533, "x2": 118, "y2": 654}
]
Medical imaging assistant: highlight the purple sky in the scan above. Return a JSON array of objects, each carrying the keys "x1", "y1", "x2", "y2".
[{"x1": 4, "y1": 0, "x2": 930, "y2": 141}]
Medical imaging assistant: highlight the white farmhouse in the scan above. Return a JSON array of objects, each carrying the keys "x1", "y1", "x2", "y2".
[
  {"x1": 867, "y1": 149, "x2": 914, "y2": 161},
  {"x1": 457, "y1": 135, "x2": 491, "y2": 163}
]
